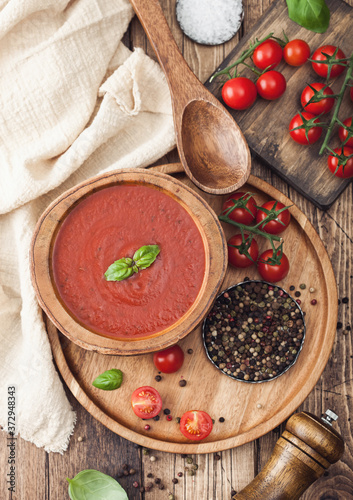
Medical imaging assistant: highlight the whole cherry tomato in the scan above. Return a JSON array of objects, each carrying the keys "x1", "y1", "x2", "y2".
[
  {"x1": 180, "y1": 410, "x2": 213, "y2": 441},
  {"x1": 256, "y1": 200, "x2": 291, "y2": 235},
  {"x1": 256, "y1": 71, "x2": 286, "y2": 100},
  {"x1": 283, "y1": 39, "x2": 310, "y2": 66},
  {"x1": 221, "y1": 192, "x2": 257, "y2": 225},
  {"x1": 153, "y1": 345, "x2": 184, "y2": 373},
  {"x1": 131, "y1": 386, "x2": 162, "y2": 419},
  {"x1": 338, "y1": 118, "x2": 353, "y2": 148},
  {"x1": 327, "y1": 147, "x2": 353, "y2": 178},
  {"x1": 257, "y1": 249, "x2": 290, "y2": 283},
  {"x1": 253, "y1": 39, "x2": 283, "y2": 70},
  {"x1": 222, "y1": 77, "x2": 257, "y2": 110},
  {"x1": 289, "y1": 112, "x2": 322, "y2": 145},
  {"x1": 300, "y1": 83, "x2": 335, "y2": 115},
  {"x1": 227, "y1": 234, "x2": 259, "y2": 268},
  {"x1": 311, "y1": 45, "x2": 346, "y2": 78}
]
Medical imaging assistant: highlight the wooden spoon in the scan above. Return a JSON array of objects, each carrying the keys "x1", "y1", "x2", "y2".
[{"x1": 129, "y1": 0, "x2": 251, "y2": 195}]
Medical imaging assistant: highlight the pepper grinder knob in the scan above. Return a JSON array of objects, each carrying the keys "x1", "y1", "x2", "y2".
[{"x1": 234, "y1": 410, "x2": 345, "y2": 500}]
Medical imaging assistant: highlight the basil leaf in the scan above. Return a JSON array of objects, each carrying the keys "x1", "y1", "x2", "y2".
[
  {"x1": 67, "y1": 469, "x2": 128, "y2": 500},
  {"x1": 104, "y1": 258, "x2": 133, "y2": 281},
  {"x1": 92, "y1": 369, "x2": 123, "y2": 391},
  {"x1": 286, "y1": 0, "x2": 330, "y2": 33},
  {"x1": 133, "y1": 245, "x2": 160, "y2": 270}
]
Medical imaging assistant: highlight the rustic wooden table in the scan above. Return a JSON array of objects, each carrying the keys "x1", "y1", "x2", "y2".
[{"x1": 1, "y1": 1, "x2": 352, "y2": 499}]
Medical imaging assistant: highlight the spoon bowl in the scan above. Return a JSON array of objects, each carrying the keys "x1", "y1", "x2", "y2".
[{"x1": 129, "y1": 0, "x2": 251, "y2": 195}]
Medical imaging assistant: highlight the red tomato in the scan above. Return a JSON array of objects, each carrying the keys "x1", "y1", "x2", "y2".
[
  {"x1": 256, "y1": 200, "x2": 291, "y2": 235},
  {"x1": 338, "y1": 118, "x2": 353, "y2": 148},
  {"x1": 180, "y1": 410, "x2": 213, "y2": 441},
  {"x1": 283, "y1": 39, "x2": 310, "y2": 66},
  {"x1": 256, "y1": 71, "x2": 286, "y2": 100},
  {"x1": 221, "y1": 192, "x2": 257, "y2": 225},
  {"x1": 289, "y1": 112, "x2": 322, "y2": 145},
  {"x1": 300, "y1": 83, "x2": 334, "y2": 115},
  {"x1": 257, "y1": 249, "x2": 290, "y2": 283},
  {"x1": 327, "y1": 147, "x2": 353, "y2": 179},
  {"x1": 131, "y1": 386, "x2": 162, "y2": 419},
  {"x1": 222, "y1": 77, "x2": 257, "y2": 110},
  {"x1": 227, "y1": 234, "x2": 259, "y2": 268},
  {"x1": 153, "y1": 345, "x2": 184, "y2": 373},
  {"x1": 311, "y1": 45, "x2": 346, "y2": 78},
  {"x1": 253, "y1": 39, "x2": 283, "y2": 70}
]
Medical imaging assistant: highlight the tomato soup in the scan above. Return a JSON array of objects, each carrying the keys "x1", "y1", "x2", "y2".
[{"x1": 52, "y1": 184, "x2": 206, "y2": 339}]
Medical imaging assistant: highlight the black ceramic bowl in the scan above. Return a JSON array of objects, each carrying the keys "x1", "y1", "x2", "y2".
[{"x1": 202, "y1": 280, "x2": 306, "y2": 383}]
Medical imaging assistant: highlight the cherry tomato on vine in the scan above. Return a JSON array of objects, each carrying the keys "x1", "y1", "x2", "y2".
[
  {"x1": 289, "y1": 112, "x2": 322, "y2": 145},
  {"x1": 283, "y1": 39, "x2": 310, "y2": 66},
  {"x1": 221, "y1": 192, "x2": 257, "y2": 225},
  {"x1": 253, "y1": 39, "x2": 283, "y2": 70},
  {"x1": 227, "y1": 234, "x2": 259, "y2": 268},
  {"x1": 327, "y1": 147, "x2": 353, "y2": 179},
  {"x1": 311, "y1": 45, "x2": 347, "y2": 78},
  {"x1": 131, "y1": 386, "x2": 162, "y2": 419},
  {"x1": 180, "y1": 410, "x2": 213, "y2": 441},
  {"x1": 338, "y1": 117, "x2": 353, "y2": 148},
  {"x1": 300, "y1": 83, "x2": 335, "y2": 115},
  {"x1": 222, "y1": 77, "x2": 257, "y2": 110},
  {"x1": 256, "y1": 71, "x2": 286, "y2": 100},
  {"x1": 257, "y1": 249, "x2": 290, "y2": 283},
  {"x1": 153, "y1": 345, "x2": 184, "y2": 373},
  {"x1": 256, "y1": 201, "x2": 291, "y2": 235}
]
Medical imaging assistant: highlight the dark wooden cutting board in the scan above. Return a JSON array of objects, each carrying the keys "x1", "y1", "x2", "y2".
[{"x1": 205, "y1": 0, "x2": 353, "y2": 210}]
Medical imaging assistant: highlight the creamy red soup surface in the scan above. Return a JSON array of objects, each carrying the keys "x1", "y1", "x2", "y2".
[{"x1": 52, "y1": 184, "x2": 206, "y2": 339}]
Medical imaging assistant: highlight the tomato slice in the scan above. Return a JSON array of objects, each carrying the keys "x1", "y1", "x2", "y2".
[
  {"x1": 180, "y1": 410, "x2": 213, "y2": 441},
  {"x1": 131, "y1": 386, "x2": 162, "y2": 419}
]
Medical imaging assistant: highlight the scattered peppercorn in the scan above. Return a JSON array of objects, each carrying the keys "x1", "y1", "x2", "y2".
[
  {"x1": 231, "y1": 490, "x2": 237, "y2": 496},
  {"x1": 244, "y1": 276, "x2": 250, "y2": 281},
  {"x1": 214, "y1": 454, "x2": 221, "y2": 461},
  {"x1": 166, "y1": 415, "x2": 173, "y2": 421},
  {"x1": 191, "y1": 464, "x2": 198, "y2": 470},
  {"x1": 77, "y1": 436, "x2": 83, "y2": 442},
  {"x1": 123, "y1": 470, "x2": 129, "y2": 476},
  {"x1": 219, "y1": 417, "x2": 225, "y2": 423},
  {"x1": 155, "y1": 478, "x2": 161, "y2": 484},
  {"x1": 212, "y1": 419, "x2": 215, "y2": 424},
  {"x1": 295, "y1": 291, "x2": 301, "y2": 297},
  {"x1": 132, "y1": 481, "x2": 139, "y2": 488},
  {"x1": 129, "y1": 468, "x2": 136, "y2": 475},
  {"x1": 187, "y1": 348, "x2": 193, "y2": 354},
  {"x1": 296, "y1": 299, "x2": 301, "y2": 305},
  {"x1": 342, "y1": 297, "x2": 349, "y2": 304},
  {"x1": 309, "y1": 287, "x2": 315, "y2": 293},
  {"x1": 122, "y1": 464, "x2": 129, "y2": 470},
  {"x1": 158, "y1": 483, "x2": 165, "y2": 490},
  {"x1": 147, "y1": 473, "x2": 153, "y2": 478},
  {"x1": 172, "y1": 478, "x2": 179, "y2": 484},
  {"x1": 299, "y1": 283, "x2": 306, "y2": 290},
  {"x1": 177, "y1": 472, "x2": 183, "y2": 477},
  {"x1": 150, "y1": 456, "x2": 157, "y2": 462},
  {"x1": 153, "y1": 415, "x2": 160, "y2": 421},
  {"x1": 164, "y1": 408, "x2": 171, "y2": 415},
  {"x1": 311, "y1": 299, "x2": 317, "y2": 305},
  {"x1": 143, "y1": 449, "x2": 149, "y2": 455},
  {"x1": 289, "y1": 285, "x2": 295, "y2": 291},
  {"x1": 187, "y1": 470, "x2": 195, "y2": 477},
  {"x1": 347, "y1": 326, "x2": 351, "y2": 331},
  {"x1": 176, "y1": 417, "x2": 181, "y2": 423},
  {"x1": 179, "y1": 379, "x2": 187, "y2": 387},
  {"x1": 155, "y1": 375, "x2": 162, "y2": 382},
  {"x1": 186, "y1": 457, "x2": 193, "y2": 464},
  {"x1": 168, "y1": 494, "x2": 175, "y2": 500},
  {"x1": 337, "y1": 322, "x2": 343, "y2": 329},
  {"x1": 145, "y1": 485, "x2": 152, "y2": 492},
  {"x1": 181, "y1": 454, "x2": 188, "y2": 458},
  {"x1": 144, "y1": 424, "x2": 150, "y2": 431}
]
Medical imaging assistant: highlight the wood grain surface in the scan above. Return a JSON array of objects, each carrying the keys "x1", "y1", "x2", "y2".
[
  {"x1": 44, "y1": 163, "x2": 338, "y2": 456},
  {"x1": 1, "y1": 1, "x2": 352, "y2": 499},
  {"x1": 205, "y1": 0, "x2": 353, "y2": 210}
]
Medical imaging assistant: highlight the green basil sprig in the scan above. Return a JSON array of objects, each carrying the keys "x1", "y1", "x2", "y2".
[
  {"x1": 92, "y1": 369, "x2": 123, "y2": 391},
  {"x1": 105, "y1": 245, "x2": 160, "y2": 282},
  {"x1": 67, "y1": 470, "x2": 128, "y2": 500},
  {"x1": 286, "y1": 0, "x2": 330, "y2": 33}
]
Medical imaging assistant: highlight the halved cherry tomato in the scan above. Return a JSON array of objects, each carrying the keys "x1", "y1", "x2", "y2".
[
  {"x1": 327, "y1": 147, "x2": 353, "y2": 179},
  {"x1": 180, "y1": 410, "x2": 213, "y2": 441},
  {"x1": 222, "y1": 77, "x2": 257, "y2": 110},
  {"x1": 256, "y1": 71, "x2": 286, "y2": 100},
  {"x1": 257, "y1": 249, "x2": 290, "y2": 283},
  {"x1": 253, "y1": 39, "x2": 283, "y2": 70},
  {"x1": 221, "y1": 192, "x2": 257, "y2": 225},
  {"x1": 284, "y1": 39, "x2": 310, "y2": 67},
  {"x1": 256, "y1": 201, "x2": 291, "y2": 235},
  {"x1": 131, "y1": 386, "x2": 162, "y2": 419},
  {"x1": 311, "y1": 45, "x2": 346, "y2": 78},
  {"x1": 153, "y1": 345, "x2": 184, "y2": 374},
  {"x1": 227, "y1": 234, "x2": 259, "y2": 268},
  {"x1": 300, "y1": 83, "x2": 335, "y2": 115},
  {"x1": 338, "y1": 118, "x2": 353, "y2": 148},
  {"x1": 289, "y1": 112, "x2": 322, "y2": 145}
]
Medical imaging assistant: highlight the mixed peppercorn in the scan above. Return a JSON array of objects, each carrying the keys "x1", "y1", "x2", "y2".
[{"x1": 203, "y1": 280, "x2": 305, "y2": 382}]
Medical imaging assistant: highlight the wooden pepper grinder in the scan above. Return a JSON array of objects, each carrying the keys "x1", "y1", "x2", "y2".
[{"x1": 234, "y1": 410, "x2": 345, "y2": 500}]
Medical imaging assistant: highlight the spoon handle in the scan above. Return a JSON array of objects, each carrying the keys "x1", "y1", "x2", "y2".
[{"x1": 129, "y1": 0, "x2": 201, "y2": 109}]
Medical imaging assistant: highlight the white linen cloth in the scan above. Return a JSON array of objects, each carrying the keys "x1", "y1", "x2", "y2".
[{"x1": 0, "y1": 0, "x2": 175, "y2": 452}]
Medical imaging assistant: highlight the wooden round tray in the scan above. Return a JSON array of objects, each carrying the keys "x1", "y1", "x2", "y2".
[{"x1": 47, "y1": 163, "x2": 338, "y2": 454}]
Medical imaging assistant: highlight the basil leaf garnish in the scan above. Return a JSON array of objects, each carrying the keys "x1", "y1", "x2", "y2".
[
  {"x1": 286, "y1": 0, "x2": 330, "y2": 33},
  {"x1": 67, "y1": 469, "x2": 128, "y2": 500},
  {"x1": 92, "y1": 369, "x2": 123, "y2": 391},
  {"x1": 133, "y1": 245, "x2": 160, "y2": 270},
  {"x1": 104, "y1": 245, "x2": 160, "y2": 282}
]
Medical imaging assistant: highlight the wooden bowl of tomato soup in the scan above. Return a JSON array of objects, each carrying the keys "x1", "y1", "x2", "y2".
[{"x1": 31, "y1": 168, "x2": 227, "y2": 355}]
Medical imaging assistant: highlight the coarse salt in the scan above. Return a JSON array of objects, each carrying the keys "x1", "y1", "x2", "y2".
[{"x1": 176, "y1": 0, "x2": 243, "y2": 46}]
